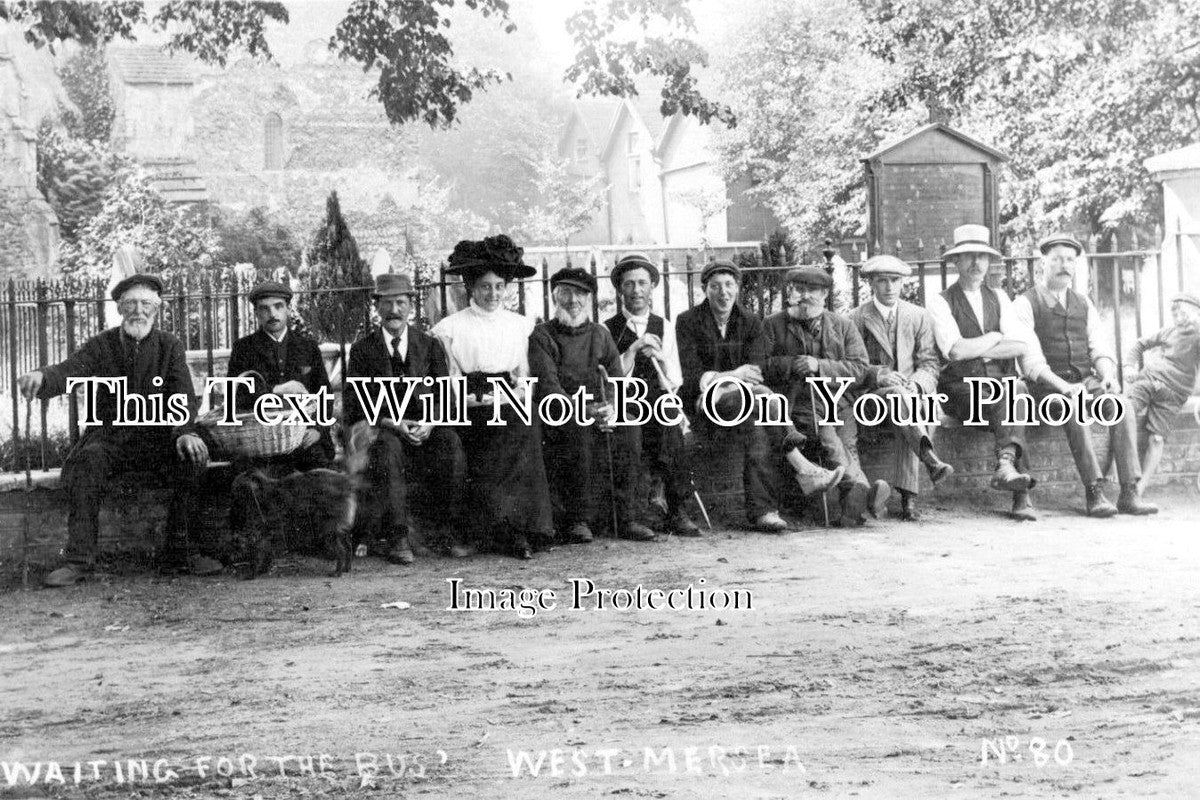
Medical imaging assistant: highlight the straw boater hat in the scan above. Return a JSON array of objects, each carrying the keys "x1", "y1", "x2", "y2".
[
  {"x1": 445, "y1": 235, "x2": 536, "y2": 282},
  {"x1": 610, "y1": 252, "x2": 660, "y2": 288},
  {"x1": 860, "y1": 255, "x2": 912, "y2": 278},
  {"x1": 942, "y1": 224, "x2": 1003, "y2": 259}
]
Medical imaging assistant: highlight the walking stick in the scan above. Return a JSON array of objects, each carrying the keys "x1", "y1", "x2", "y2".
[
  {"x1": 807, "y1": 378, "x2": 832, "y2": 527},
  {"x1": 596, "y1": 365, "x2": 621, "y2": 538},
  {"x1": 21, "y1": 399, "x2": 32, "y2": 589},
  {"x1": 648, "y1": 357, "x2": 711, "y2": 531}
]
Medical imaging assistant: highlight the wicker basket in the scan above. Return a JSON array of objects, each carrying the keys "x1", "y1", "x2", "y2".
[{"x1": 197, "y1": 371, "x2": 314, "y2": 458}]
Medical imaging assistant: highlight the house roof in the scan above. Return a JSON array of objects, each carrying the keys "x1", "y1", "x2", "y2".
[
  {"x1": 1145, "y1": 143, "x2": 1200, "y2": 176},
  {"x1": 109, "y1": 47, "x2": 194, "y2": 86},
  {"x1": 861, "y1": 122, "x2": 1008, "y2": 162},
  {"x1": 141, "y1": 158, "x2": 208, "y2": 203},
  {"x1": 631, "y1": 93, "x2": 669, "y2": 142},
  {"x1": 558, "y1": 99, "x2": 621, "y2": 155}
]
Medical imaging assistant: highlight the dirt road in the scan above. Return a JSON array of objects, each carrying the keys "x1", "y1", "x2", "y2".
[{"x1": 3, "y1": 492, "x2": 1199, "y2": 799}]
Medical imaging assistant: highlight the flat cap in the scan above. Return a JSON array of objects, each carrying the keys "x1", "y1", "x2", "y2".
[
  {"x1": 860, "y1": 255, "x2": 912, "y2": 278},
  {"x1": 610, "y1": 252, "x2": 660, "y2": 288},
  {"x1": 1172, "y1": 292, "x2": 1200, "y2": 310},
  {"x1": 784, "y1": 266, "x2": 833, "y2": 288},
  {"x1": 371, "y1": 273, "x2": 416, "y2": 298},
  {"x1": 111, "y1": 273, "x2": 164, "y2": 301},
  {"x1": 550, "y1": 267, "x2": 597, "y2": 294},
  {"x1": 700, "y1": 259, "x2": 740, "y2": 285},
  {"x1": 248, "y1": 281, "x2": 293, "y2": 304},
  {"x1": 1038, "y1": 233, "x2": 1084, "y2": 256}
]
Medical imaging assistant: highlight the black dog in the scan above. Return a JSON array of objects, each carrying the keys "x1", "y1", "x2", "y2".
[{"x1": 228, "y1": 425, "x2": 376, "y2": 578}]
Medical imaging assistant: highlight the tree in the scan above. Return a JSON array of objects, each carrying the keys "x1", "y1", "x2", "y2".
[
  {"x1": 37, "y1": 122, "x2": 132, "y2": 243},
  {"x1": 516, "y1": 152, "x2": 607, "y2": 248},
  {"x1": 57, "y1": 44, "x2": 115, "y2": 142},
  {"x1": 210, "y1": 206, "x2": 302, "y2": 274},
  {"x1": 856, "y1": 0, "x2": 1200, "y2": 241},
  {"x1": 1, "y1": 0, "x2": 734, "y2": 130},
  {"x1": 714, "y1": 0, "x2": 921, "y2": 248},
  {"x1": 57, "y1": 171, "x2": 218, "y2": 281},
  {"x1": 298, "y1": 191, "x2": 370, "y2": 343}
]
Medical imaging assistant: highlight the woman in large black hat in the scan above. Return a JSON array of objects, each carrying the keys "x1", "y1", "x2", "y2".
[{"x1": 430, "y1": 235, "x2": 553, "y2": 559}]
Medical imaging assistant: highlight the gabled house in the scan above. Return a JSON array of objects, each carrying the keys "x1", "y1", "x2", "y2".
[{"x1": 558, "y1": 96, "x2": 780, "y2": 246}]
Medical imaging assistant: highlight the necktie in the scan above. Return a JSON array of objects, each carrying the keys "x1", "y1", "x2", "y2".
[
  {"x1": 390, "y1": 336, "x2": 405, "y2": 376},
  {"x1": 886, "y1": 310, "x2": 898, "y2": 367}
]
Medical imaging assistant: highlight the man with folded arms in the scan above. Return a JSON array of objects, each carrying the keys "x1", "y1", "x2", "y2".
[
  {"x1": 926, "y1": 224, "x2": 1037, "y2": 521},
  {"x1": 1012, "y1": 233, "x2": 1157, "y2": 516}
]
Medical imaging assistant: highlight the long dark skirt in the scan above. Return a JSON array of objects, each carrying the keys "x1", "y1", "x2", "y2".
[{"x1": 457, "y1": 403, "x2": 555, "y2": 548}]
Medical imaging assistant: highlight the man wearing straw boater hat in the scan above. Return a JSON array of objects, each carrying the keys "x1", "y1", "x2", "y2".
[
  {"x1": 1012, "y1": 233, "x2": 1157, "y2": 516},
  {"x1": 225, "y1": 280, "x2": 334, "y2": 471},
  {"x1": 603, "y1": 252, "x2": 702, "y2": 537},
  {"x1": 17, "y1": 272, "x2": 220, "y2": 587},
  {"x1": 763, "y1": 265, "x2": 890, "y2": 527},
  {"x1": 529, "y1": 266, "x2": 658, "y2": 543},
  {"x1": 344, "y1": 273, "x2": 468, "y2": 564},
  {"x1": 925, "y1": 223, "x2": 1037, "y2": 521},
  {"x1": 849, "y1": 255, "x2": 954, "y2": 521}
]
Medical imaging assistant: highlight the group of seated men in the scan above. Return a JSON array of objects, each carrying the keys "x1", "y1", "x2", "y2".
[{"x1": 17, "y1": 223, "x2": 1199, "y2": 586}]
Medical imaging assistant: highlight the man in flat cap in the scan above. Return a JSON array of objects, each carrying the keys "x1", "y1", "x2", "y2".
[
  {"x1": 764, "y1": 265, "x2": 889, "y2": 526},
  {"x1": 676, "y1": 260, "x2": 836, "y2": 532},
  {"x1": 18, "y1": 273, "x2": 218, "y2": 587},
  {"x1": 1012, "y1": 233, "x2": 1157, "y2": 516},
  {"x1": 529, "y1": 267, "x2": 657, "y2": 543},
  {"x1": 344, "y1": 274, "x2": 468, "y2": 563},
  {"x1": 849, "y1": 256, "x2": 953, "y2": 521},
  {"x1": 1124, "y1": 291, "x2": 1200, "y2": 501},
  {"x1": 926, "y1": 224, "x2": 1037, "y2": 521},
  {"x1": 603, "y1": 253, "x2": 701, "y2": 536},
  {"x1": 225, "y1": 280, "x2": 333, "y2": 472}
]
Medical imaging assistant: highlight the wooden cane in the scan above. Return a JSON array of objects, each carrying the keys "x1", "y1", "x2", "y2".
[{"x1": 596, "y1": 365, "x2": 621, "y2": 538}]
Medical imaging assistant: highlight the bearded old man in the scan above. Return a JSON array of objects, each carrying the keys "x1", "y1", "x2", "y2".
[
  {"x1": 528, "y1": 267, "x2": 658, "y2": 543},
  {"x1": 17, "y1": 273, "x2": 218, "y2": 587}
]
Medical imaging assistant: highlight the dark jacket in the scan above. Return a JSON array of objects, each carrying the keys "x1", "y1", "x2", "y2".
[
  {"x1": 527, "y1": 320, "x2": 623, "y2": 402},
  {"x1": 227, "y1": 329, "x2": 331, "y2": 409},
  {"x1": 762, "y1": 309, "x2": 868, "y2": 399},
  {"x1": 38, "y1": 326, "x2": 197, "y2": 446},
  {"x1": 344, "y1": 326, "x2": 450, "y2": 428},
  {"x1": 675, "y1": 300, "x2": 766, "y2": 414},
  {"x1": 848, "y1": 300, "x2": 940, "y2": 394}
]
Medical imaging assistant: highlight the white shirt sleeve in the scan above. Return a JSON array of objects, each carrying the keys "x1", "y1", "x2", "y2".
[
  {"x1": 1085, "y1": 298, "x2": 1116, "y2": 367},
  {"x1": 660, "y1": 318, "x2": 683, "y2": 391},
  {"x1": 1010, "y1": 293, "x2": 1050, "y2": 382},
  {"x1": 924, "y1": 292, "x2": 962, "y2": 359}
]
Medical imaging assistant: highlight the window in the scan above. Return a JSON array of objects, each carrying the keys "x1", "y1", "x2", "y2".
[
  {"x1": 264, "y1": 113, "x2": 284, "y2": 170},
  {"x1": 628, "y1": 154, "x2": 642, "y2": 192},
  {"x1": 574, "y1": 138, "x2": 588, "y2": 161},
  {"x1": 627, "y1": 131, "x2": 639, "y2": 152}
]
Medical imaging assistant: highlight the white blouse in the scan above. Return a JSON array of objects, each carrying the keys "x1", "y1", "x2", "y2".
[{"x1": 430, "y1": 302, "x2": 535, "y2": 377}]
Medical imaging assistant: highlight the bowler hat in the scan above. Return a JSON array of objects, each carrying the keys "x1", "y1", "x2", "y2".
[
  {"x1": 700, "y1": 260, "x2": 740, "y2": 285},
  {"x1": 784, "y1": 266, "x2": 833, "y2": 288},
  {"x1": 445, "y1": 234, "x2": 536, "y2": 281},
  {"x1": 610, "y1": 253, "x2": 660, "y2": 288},
  {"x1": 1038, "y1": 233, "x2": 1084, "y2": 256},
  {"x1": 550, "y1": 267, "x2": 597, "y2": 294},
  {"x1": 942, "y1": 224, "x2": 1003, "y2": 260},
  {"x1": 248, "y1": 281, "x2": 293, "y2": 305},
  {"x1": 371, "y1": 273, "x2": 416, "y2": 298},
  {"x1": 111, "y1": 273, "x2": 164, "y2": 301},
  {"x1": 860, "y1": 255, "x2": 912, "y2": 278}
]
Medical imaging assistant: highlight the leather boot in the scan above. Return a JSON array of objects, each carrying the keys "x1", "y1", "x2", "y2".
[
  {"x1": 920, "y1": 445, "x2": 954, "y2": 485},
  {"x1": 990, "y1": 452, "x2": 1034, "y2": 492},
  {"x1": 1117, "y1": 484, "x2": 1159, "y2": 515},
  {"x1": 790, "y1": 452, "x2": 845, "y2": 497},
  {"x1": 619, "y1": 522, "x2": 658, "y2": 542},
  {"x1": 899, "y1": 492, "x2": 920, "y2": 522},
  {"x1": 1085, "y1": 481, "x2": 1117, "y2": 518},
  {"x1": 867, "y1": 479, "x2": 891, "y2": 519},
  {"x1": 1009, "y1": 490, "x2": 1037, "y2": 521},
  {"x1": 667, "y1": 511, "x2": 702, "y2": 537}
]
